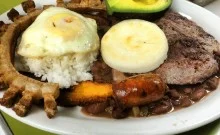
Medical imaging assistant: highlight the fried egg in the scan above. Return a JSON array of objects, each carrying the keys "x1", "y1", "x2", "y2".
[{"x1": 18, "y1": 7, "x2": 99, "y2": 57}]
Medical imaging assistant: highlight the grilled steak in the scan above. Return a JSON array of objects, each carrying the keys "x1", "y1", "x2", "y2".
[
  {"x1": 91, "y1": 58, "x2": 113, "y2": 83},
  {"x1": 155, "y1": 11, "x2": 220, "y2": 85}
]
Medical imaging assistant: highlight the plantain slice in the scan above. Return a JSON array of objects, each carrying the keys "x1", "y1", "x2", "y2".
[{"x1": 58, "y1": 81, "x2": 112, "y2": 106}]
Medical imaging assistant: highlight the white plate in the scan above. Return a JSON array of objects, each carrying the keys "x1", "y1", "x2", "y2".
[
  {"x1": 0, "y1": 0, "x2": 220, "y2": 135},
  {"x1": 206, "y1": 0, "x2": 220, "y2": 17}
]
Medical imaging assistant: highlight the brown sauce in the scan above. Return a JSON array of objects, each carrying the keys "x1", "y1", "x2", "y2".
[{"x1": 81, "y1": 107, "x2": 113, "y2": 118}]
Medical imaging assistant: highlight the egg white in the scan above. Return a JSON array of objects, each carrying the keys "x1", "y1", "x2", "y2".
[{"x1": 17, "y1": 7, "x2": 100, "y2": 58}]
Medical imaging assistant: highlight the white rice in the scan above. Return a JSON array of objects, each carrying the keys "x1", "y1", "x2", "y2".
[{"x1": 23, "y1": 52, "x2": 97, "y2": 88}]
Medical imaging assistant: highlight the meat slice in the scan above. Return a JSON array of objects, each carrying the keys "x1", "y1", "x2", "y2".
[
  {"x1": 91, "y1": 58, "x2": 113, "y2": 83},
  {"x1": 157, "y1": 11, "x2": 220, "y2": 55},
  {"x1": 155, "y1": 11, "x2": 219, "y2": 85}
]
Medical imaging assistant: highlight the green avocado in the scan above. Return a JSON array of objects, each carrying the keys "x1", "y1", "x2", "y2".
[{"x1": 105, "y1": 0, "x2": 172, "y2": 15}]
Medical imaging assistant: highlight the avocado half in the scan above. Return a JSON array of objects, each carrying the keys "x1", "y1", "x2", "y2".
[{"x1": 105, "y1": 0, "x2": 172, "y2": 15}]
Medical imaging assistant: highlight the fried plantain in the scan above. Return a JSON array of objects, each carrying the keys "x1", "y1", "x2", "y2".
[{"x1": 58, "y1": 81, "x2": 112, "y2": 106}]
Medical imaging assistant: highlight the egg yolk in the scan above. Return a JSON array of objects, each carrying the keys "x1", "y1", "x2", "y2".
[{"x1": 45, "y1": 13, "x2": 84, "y2": 41}]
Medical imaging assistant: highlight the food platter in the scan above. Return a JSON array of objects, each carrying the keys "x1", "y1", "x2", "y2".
[{"x1": 0, "y1": 0, "x2": 220, "y2": 134}]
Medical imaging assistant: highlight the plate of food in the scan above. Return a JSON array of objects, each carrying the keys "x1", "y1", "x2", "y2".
[{"x1": 0, "y1": 0, "x2": 220, "y2": 134}]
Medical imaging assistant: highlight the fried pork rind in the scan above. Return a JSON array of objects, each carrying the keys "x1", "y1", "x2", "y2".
[
  {"x1": 7, "y1": 8, "x2": 20, "y2": 22},
  {"x1": 57, "y1": 0, "x2": 106, "y2": 13},
  {"x1": 21, "y1": 0, "x2": 36, "y2": 13},
  {"x1": 0, "y1": 21, "x2": 9, "y2": 37},
  {"x1": 0, "y1": 1, "x2": 59, "y2": 118},
  {"x1": 58, "y1": 81, "x2": 112, "y2": 106}
]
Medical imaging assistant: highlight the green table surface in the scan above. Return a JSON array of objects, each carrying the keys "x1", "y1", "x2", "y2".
[{"x1": 0, "y1": 0, "x2": 219, "y2": 135}]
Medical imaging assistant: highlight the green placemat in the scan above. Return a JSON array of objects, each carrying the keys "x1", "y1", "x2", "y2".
[
  {"x1": 0, "y1": 0, "x2": 219, "y2": 135},
  {"x1": 1, "y1": 112, "x2": 55, "y2": 135},
  {"x1": 0, "y1": 1, "x2": 24, "y2": 14}
]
